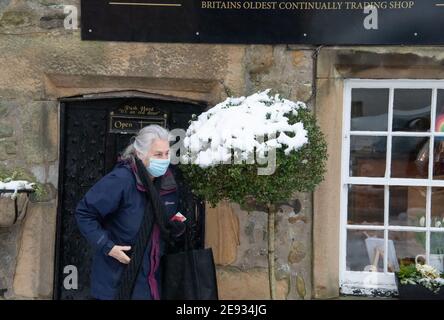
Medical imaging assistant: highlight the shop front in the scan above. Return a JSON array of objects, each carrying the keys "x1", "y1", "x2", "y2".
[
  {"x1": 314, "y1": 48, "x2": 444, "y2": 298},
  {"x1": 1, "y1": 0, "x2": 444, "y2": 300}
]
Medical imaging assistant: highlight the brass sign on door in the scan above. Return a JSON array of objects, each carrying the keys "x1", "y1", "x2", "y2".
[{"x1": 109, "y1": 104, "x2": 167, "y2": 134}]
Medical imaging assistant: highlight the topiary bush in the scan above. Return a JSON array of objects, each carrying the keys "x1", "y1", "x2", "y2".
[
  {"x1": 179, "y1": 89, "x2": 328, "y2": 299},
  {"x1": 180, "y1": 89, "x2": 328, "y2": 206}
]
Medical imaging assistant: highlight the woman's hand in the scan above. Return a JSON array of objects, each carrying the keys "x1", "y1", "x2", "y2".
[{"x1": 108, "y1": 245, "x2": 131, "y2": 264}]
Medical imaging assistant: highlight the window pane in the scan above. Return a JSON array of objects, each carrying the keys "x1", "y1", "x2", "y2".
[
  {"x1": 393, "y1": 89, "x2": 431, "y2": 132},
  {"x1": 430, "y1": 233, "x2": 444, "y2": 273},
  {"x1": 350, "y1": 136, "x2": 387, "y2": 177},
  {"x1": 348, "y1": 185, "x2": 384, "y2": 226},
  {"x1": 433, "y1": 137, "x2": 444, "y2": 179},
  {"x1": 432, "y1": 187, "x2": 444, "y2": 229},
  {"x1": 435, "y1": 89, "x2": 444, "y2": 133},
  {"x1": 390, "y1": 186, "x2": 426, "y2": 227},
  {"x1": 391, "y1": 137, "x2": 429, "y2": 179},
  {"x1": 390, "y1": 231, "x2": 426, "y2": 270},
  {"x1": 431, "y1": 233, "x2": 444, "y2": 255},
  {"x1": 351, "y1": 89, "x2": 389, "y2": 131},
  {"x1": 346, "y1": 230, "x2": 384, "y2": 272}
]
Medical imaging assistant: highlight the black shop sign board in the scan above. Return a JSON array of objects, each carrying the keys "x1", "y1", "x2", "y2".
[{"x1": 81, "y1": 0, "x2": 444, "y2": 45}]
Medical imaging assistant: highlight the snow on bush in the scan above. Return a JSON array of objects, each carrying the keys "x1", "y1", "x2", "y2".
[{"x1": 182, "y1": 89, "x2": 309, "y2": 167}]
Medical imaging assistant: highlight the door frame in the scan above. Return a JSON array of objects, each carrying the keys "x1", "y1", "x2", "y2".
[
  {"x1": 53, "y1": 100, "x2": 67, "y2": 300},
  {"x1": 52, "y1": 92, "x2": 207, "y2": 299}
]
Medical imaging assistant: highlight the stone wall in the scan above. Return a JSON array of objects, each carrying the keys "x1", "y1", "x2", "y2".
[
  {"x1": 0, "y1": 0, "x2": 315, "y2": 299},
  {"x1": 223, "y1": 197, "x2": 313, "y2": 300}
]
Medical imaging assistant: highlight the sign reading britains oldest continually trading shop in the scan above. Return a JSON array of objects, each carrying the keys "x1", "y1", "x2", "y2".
[{"x1": 81, "y1": 0, "x2": 444, "y2": 45}]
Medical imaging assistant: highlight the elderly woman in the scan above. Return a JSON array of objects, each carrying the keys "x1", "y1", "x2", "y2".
[{"x1": 75, "y1": 125, "x2": 185, "y2": 300}]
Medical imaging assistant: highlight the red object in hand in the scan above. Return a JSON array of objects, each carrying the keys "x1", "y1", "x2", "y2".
[{"x1": 170, "y1": 212, "x2": 187, "y2": 223}]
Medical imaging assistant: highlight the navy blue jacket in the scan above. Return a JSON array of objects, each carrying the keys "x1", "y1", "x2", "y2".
[{"x1": 75, "y1": 162, "x2": 178, "y2": 300}]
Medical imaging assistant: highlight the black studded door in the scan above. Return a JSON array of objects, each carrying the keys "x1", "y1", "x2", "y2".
[{"x1": 54, "y1": 97, "x2": 206, "y2": 300}]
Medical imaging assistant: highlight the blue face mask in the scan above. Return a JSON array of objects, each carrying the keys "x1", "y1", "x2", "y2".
[{"x1": 147, "y1": 158, "x2": 170, "y2": 177}]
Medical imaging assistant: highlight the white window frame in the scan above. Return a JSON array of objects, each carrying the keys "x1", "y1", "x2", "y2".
[{"x1": 340, "y1": 79, "x2": 444, "y2": 296}]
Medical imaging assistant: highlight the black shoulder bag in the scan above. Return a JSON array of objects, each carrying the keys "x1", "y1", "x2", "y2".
[{"x1": 161, "y1": 226, "x2": 219, "y2": 300}]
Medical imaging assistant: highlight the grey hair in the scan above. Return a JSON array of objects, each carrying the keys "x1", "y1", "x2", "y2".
[{"x1": 121, "y1": 125, "x2": 169, "y2": 160}]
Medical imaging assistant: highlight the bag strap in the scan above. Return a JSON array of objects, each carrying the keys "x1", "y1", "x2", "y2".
[
  {"x1": 117, "y1": 157, "x2": 173, "y2": 300},
  {"x1": 171, "y1": 165, "x2": 206, "y2": 251},
  {"x1": 184, "y1": 224, "x2": 191, "y2": 251},
  {"x1": 117, "y1": 194, "x2": 154, "y2": 300}
]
